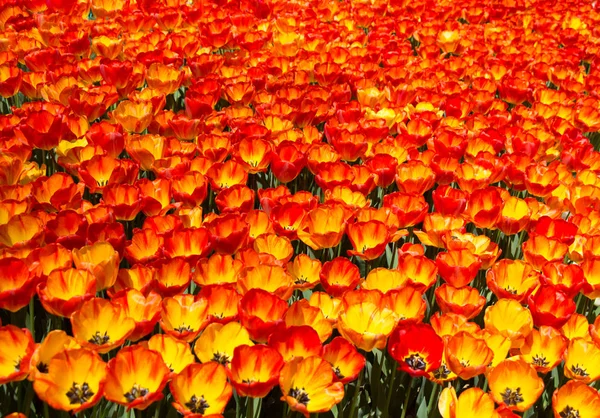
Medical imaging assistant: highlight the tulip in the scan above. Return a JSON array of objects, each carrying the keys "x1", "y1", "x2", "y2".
[
  {"x1": 488, "y1": 358, "x2": 544, "y2": 412},
  {"x1": 564, "y1": 338, "x2": 600, "y2": 383},
  {"x1": 287, "y1": 254, "x2": 321, "y2": 290},
  {"x1": 347, "y1": 220, "x2": 392, "y2": 261},
  {"x1": 439, "y1": 387, "x2": 500, "y2": 418},
  {"x1": 528, "y1": 285, "x2": 576, "y2": 328},
  {"x1": 445, "y1": 331, "x2": 494, "y2": 380},
  {"x1": 0, "y1": 325, "x2": 34, "y2": 384},
  {"x1": 520, "y1": 326, "x2": 567, "y2": 374},
  {"x1": 229, "y1": 344, "x2": 284, "y2": 398},
  {"x1": 194, "y1": 253, "x2": 243, "y2": 287},
  {"x1": 486, "y1": 259, "x2": 540, "y2": 302},
  {"x1": 111, "y1": 290, "x2": 162, "y2": 342},
  {"x1": 297, "y1": 204, "x2": 348, "y2": 250},
  {"x1": 337, "y1": 301, "x2": 396, "y2": 352},
  {"x1": 29, "y1": 330, "x2": 79, "y2": 381},
  {"x1": 104, "y1": 345, "x2": 170, "y2": 410},
  {"x1": 0, "y1": 257, "x2": 39, "y2": 312},
  {"x1": 194, "y1": 322, "x2": 253, "y2": 365},
  {"x1": 145, "y1": 334, "x2": 195, "y2": 374},
  {"x1": 237, "y1": 264, "x2": 294, "y2": 300},
  {"x1": 485, "y1": 299, "x2": 533, "y2": 350},
  {"x1": 319, "y1": 257, "x2": 362, "y2": 297},
  {"x1": 436, "y1": 249, "x2": 482, "y2": 288},
  {"x1": 268, "y1": 325, "x2": 323, "y2": 362},
  {"x1": 37, "y1": 268, "x2": 96, "y2": 317},
  {"x1": 33, "y1": 348, "x2": 108, "y2": 413},
  {"x1": 552, "y1": 380, "x2": 600, "y2": 418},
  {"x1": 389, "y1": 323, "x2": 444, "y2": 378},
  {"x1": 160, "y1": 294, "x2": 209, "y2": 343},
  {"x1": 279, "y1": 356, "x2": 344, "y2": 417},
  {"x1": 71, "y1": 298, "x2": 135, "y2": 354},
  {"x1": 435, "y1": 284, "x2": 485, "y2": 319},
  {"x1": 238, "y1": 289, "x2": 288, "y2": 343},
  {"x1": 170, "y1": 362, "x2": 233, "y2": 416},
  {"x1": 72, "y1": 242, "x2": 120, "y2": 291},
  {"x1": 283, "y1": 299, "x2": 333, "y2": 343}
]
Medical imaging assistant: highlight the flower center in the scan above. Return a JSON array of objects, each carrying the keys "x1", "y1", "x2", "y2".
[
  {"x1": 333, "y1": 366, "x2": 345, "y2": 380},
  {"x1": 560, "y1": 405, "x2": 580, "y2": 418},
  {"x1": 185, "y1": 394, "x2": 210, "y2": 414},
  {"x1": 66, "y1": 382, "x2": 94, "y2": 405},
  {"x1": 501, "y1": 387, "x2": 524, "y2": 406},
  {"x1": 174, "y1": 324, "x2": 194, "y2": 333},
  {"x1": 37, "y1": 362, "x2": 49, "y2": 373},
  {"x1": 503, "y1": 285, "x2": 518, "y2": 295},
  {"x1": 570, "y1": 364, "x2": 589, "y2": 377},
  {"x1": 532, "y1": 354, "x2": 549, "y2": 368},
  {"x1": 288, "y1": 387, "x2": 310, "y2": 406},
  {"x1": 124, "y1": 384, "x2": 149, "y2": 403},
  {"x1": 88, "y1": 331, "x2": 110, "y2": 345},
  {"x1": 433, "y1": 363, "x2": 451, "y2": 380},
  {"x1": 14, "y1": 356, "x2": 21, "y2": 371},
  {"x1": 405, "y1": 353, "x2": 427, "y2": 371},
  {"x1": 211, "y1": 352, "x2": 230, "y2": 365}
]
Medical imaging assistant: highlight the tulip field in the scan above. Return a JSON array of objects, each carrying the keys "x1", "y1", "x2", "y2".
[{"x1": 2, "y1": 0, "x2": 600, "y2": 417}]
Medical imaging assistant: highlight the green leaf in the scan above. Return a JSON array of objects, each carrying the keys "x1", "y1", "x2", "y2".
[{"x1": 416, "y1": 399, "x2": 428, "y2": 418}]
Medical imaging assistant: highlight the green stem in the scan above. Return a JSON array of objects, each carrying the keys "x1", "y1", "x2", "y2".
[
  {"x1": 384, "y1": 365, "x2": 397, "y2": 417},
  {"x1": 400, "y1": 377, "x2": 413, "y2": 418},
  {"x1": 348, "y1": 369, "x2": 363, "y2": 418},
  {"x1": 28, "y1": 297, "x2": 35, "y2": 342},
  {"x1": 246, "y1": 397, "x2": 254, "y2": 418},
  {"x1": 427, "y1": 382, "x2": 440, "y2": 415}
]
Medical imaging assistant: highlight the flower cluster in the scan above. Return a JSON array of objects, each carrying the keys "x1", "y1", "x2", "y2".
[{"x1": 1, "y1": 0, "x2": 600, "y2": 417}]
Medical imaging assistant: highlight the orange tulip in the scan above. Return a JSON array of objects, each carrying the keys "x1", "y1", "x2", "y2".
[
  {"x1": 0, "y1": 325, "x2": 34, "y2": 384},
  {"x1": 297, "y1": 204, "x2": 348, "y2": 250},
  {"x1": 438, "y1": 387, "x2": 500, "y2": 418},
  {"x1": 520, "y1": 326, "x2": 567, "y2": 374},
  {"x1": 160, "y1": 294, "x2": 209, "y2": 343},
  {"x1": 445, "y1": 331, "x2": 494, "y2": 380},
  {"x1": 229, "y1": 344, "x2": 285, "y2": 398},
  {"x1": 268, "y1": 325, "x2": 323, "y2": 362},
  {"x1": 37, "y1": 268, "x2": 96, "y2": 317},
  {"x1": 194, "y1": 253, "x2": 243, "y2": 287},
  {"x1": 238, "y1": 288, "x2": 288, "y2": 343},
  {"x1": 29, "y1": 330, "x2": 79, "y2": 381},
  {"x1": 71, "y1": 298, "x2": 135, "y2": 354},
  {"x1": 104, "y1": 345, "x2": 170, "y2": 410},
  {"x1": 347, "y1": 220, "x2": 392, "y2": 261},
  {"x1": 111, "y1": 290, "x2": 162, "y2": 342},
  {"x1": 552, "y1": 380, "x2": 600, "y2": 418},
  {"x1": 488, "y1": 358, "x2": 544, "y2": 412},
  {"x1": 33, "y1": 348, "x2": 108, "y2": 413},
  {"x1": 193, "y1": 322, "x2": 253, "y2": 365},
  {"x1": 145, "y1": 334, "x2": 195, "y2": 374},
  {"x1": 237, "y1": 264, "x2": 294, "y2": 300},
  {"x1": 436, "y1": 249, "x2": 482, "y2": 288},
  {"x1": 170, "y1": 362, "x2": 233, "y2": 416},
  {"x1": 337, "y1": 301, "x2": 396, "y2": 352},
  {"x1": 72, "y1": 242, "x2": 120, "y2": 291},
  {"x1": 486, "y1": 259, "x2": 540, "y2": 302},
  {"x1": 284, "y1": 299, "x2": 333, "y2": 343},
  {"x1": 564, "y1": 338, "x2": 600, "y2": 383},
  {"x1": 287, "y1": 254, "x2": 321, "y2": 290},
  {"x1": 465, "y1": 187, "x2": 503, "y2": 229},
  {"x1": 435, "y1": 284, "x2": 485, "y2": 319},
  {"x1": 0, "y1": 257, "x2": 39, "y2": 312},
  {"x1": 279, "y1": 356, "x2": 344, "y2": 418},
  {"x1": 484, "y1": 299, "x2": 533, "y2": 349},
  {"x1": 319, "y1": 257, "x2": 362, "y2": 297}
]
